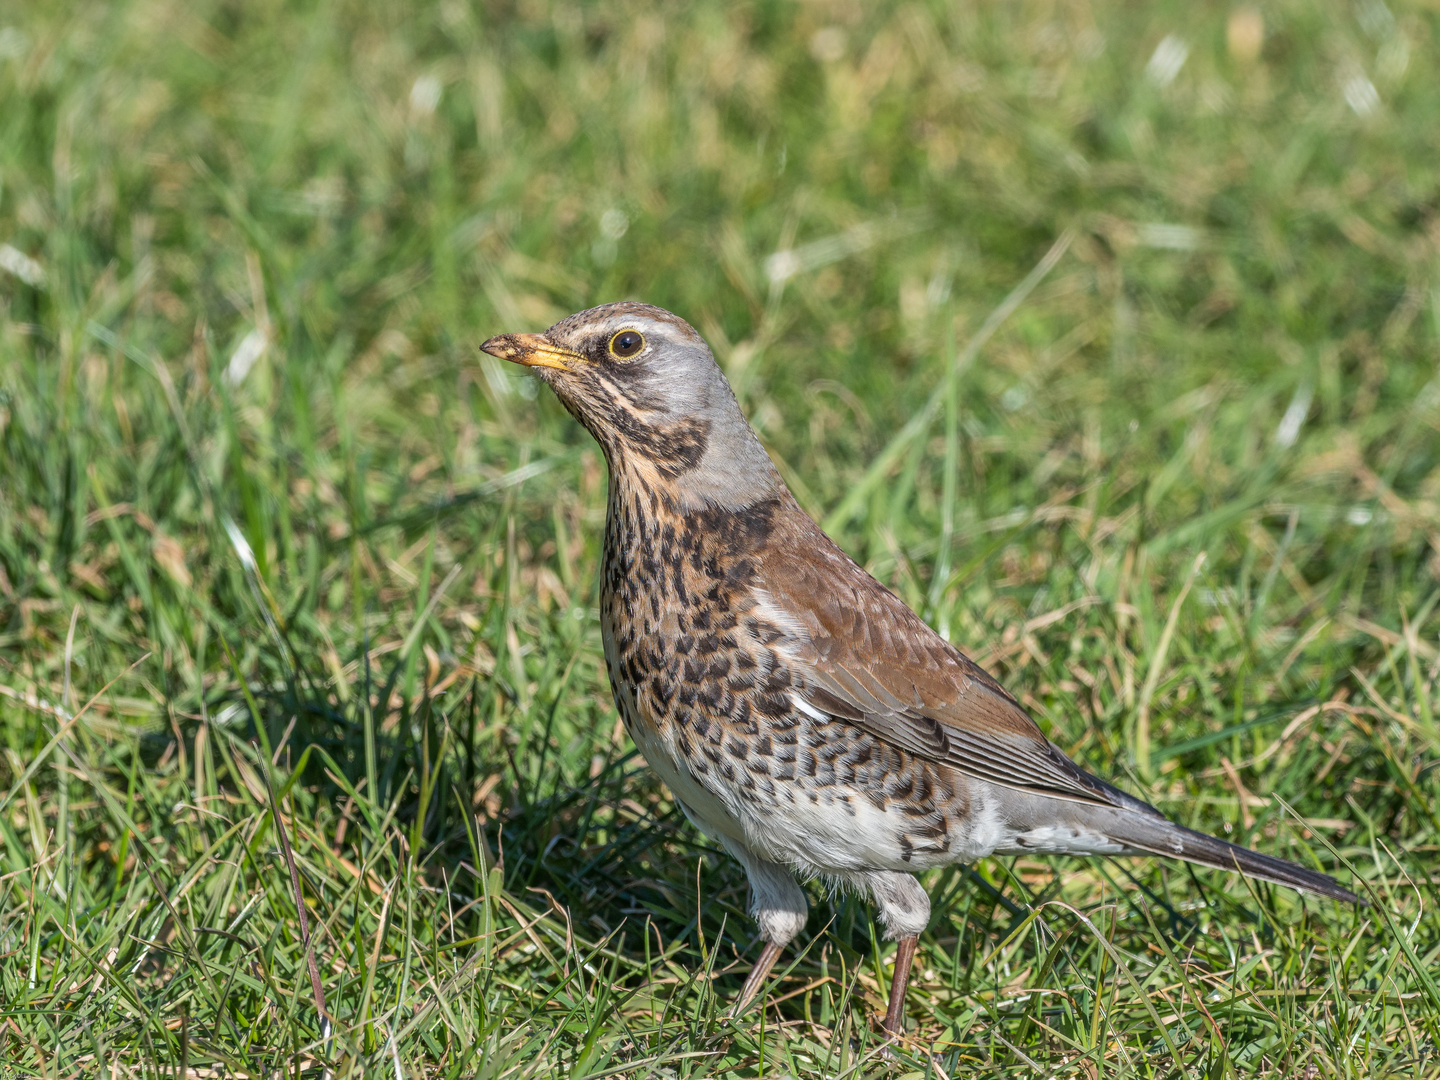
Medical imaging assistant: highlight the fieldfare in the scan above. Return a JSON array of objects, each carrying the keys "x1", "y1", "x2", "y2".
[{"x1": 481, "y1": 302, "x2": 1360, "y2": 1036}]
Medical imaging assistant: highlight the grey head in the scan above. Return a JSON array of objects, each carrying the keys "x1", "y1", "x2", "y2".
[{"x1": 481, "y1": 302, "x2": 782, "y2": 510}]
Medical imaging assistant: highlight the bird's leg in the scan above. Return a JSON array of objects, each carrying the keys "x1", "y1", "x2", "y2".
[
  {"x1": 708, "y1": 835, "x2": 812, "y2": 1025},
  {"x1": 731, "y1": 940, "x2": 785, "y2": 1017},
  {"x1": 882, "y1": 935, "x2": 918, "y2": 1035},
  {"x1": 710, "y1": 836, "x2": 807, "y2": 1020},
  {"x1": 847, "y1": 870, "x2": 929, "y2": 1036}
]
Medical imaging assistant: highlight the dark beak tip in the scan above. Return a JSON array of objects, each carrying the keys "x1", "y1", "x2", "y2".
[{"x1": 479, "y1": 334, "x2": 513, "y2": 360}]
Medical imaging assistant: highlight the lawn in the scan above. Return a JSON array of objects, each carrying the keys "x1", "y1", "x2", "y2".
[{"x1": 2, "y1": 0, "x2": 1439, "y2": 1075}]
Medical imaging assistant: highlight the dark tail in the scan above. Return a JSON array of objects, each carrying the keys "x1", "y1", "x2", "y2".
[
  {"x1": 1119, "y1": 819, "x2": 1363, "y2": 905},
  {"x1": 1044, "y1": 757, "x2": 1363, "y2": 904}
]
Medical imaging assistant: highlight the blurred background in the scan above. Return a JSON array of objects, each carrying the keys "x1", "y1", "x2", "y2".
[{"x1": 2, "y1": 1, "x2": 1439, "y2": 1076}]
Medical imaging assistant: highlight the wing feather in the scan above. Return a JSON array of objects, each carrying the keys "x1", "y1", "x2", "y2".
[{"x1": 757, "y1": 509, "x2": 1127, "y2": 807}]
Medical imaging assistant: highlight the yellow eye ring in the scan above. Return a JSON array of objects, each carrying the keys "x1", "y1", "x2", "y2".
[{"x1": 609, "y1": 329, "x2": 645, "y2": 359}]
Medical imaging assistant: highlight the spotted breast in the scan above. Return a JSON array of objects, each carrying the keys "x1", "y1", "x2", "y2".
[{"x1": 599, "y1": 483, "x2": 981, "y2": 880}]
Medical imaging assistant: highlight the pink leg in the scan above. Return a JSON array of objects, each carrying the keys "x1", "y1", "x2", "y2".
[
  {"x1": 731, "y1": 940, "x2": 785, "y2": 1016},
  {"x1": 882, "y1": 936, "x2": 918, "y2": 1035}
]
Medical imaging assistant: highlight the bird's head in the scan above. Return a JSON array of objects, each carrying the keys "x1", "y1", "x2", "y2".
[{"x1": 481, "y1": 302, "x2": 781, "y2": 509}]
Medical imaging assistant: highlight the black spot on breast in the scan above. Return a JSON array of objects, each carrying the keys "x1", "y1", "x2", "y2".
[
  {"x1": 749, "y1": 619, "x2": 784, "y2": 645},
  {"x1": 755, "y1": 693, "x2": 791, "y2": 719},
  {"x1": 603, "y1": 408, "x2": 712, "y2": 478},
  {"x1": 911, "y1": 819, "x2": 949, "y2": 841},
  {"x1": 695, "y1": 499, "x2": 780, "y2": 551}
]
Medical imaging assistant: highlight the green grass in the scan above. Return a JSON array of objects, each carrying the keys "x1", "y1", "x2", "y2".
[{"x1": 2, "y1": 0, "x2": 1439, "y2": 1075}]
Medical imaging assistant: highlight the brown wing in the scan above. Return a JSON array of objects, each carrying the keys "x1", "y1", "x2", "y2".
[{"x1": 757, "y1": 504, "x2": 1125, "y2": 808}]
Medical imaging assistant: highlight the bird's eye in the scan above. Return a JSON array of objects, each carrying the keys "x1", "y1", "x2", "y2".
[{"x1": 609, "y1": 330, "x2": 645, "y2": 359}]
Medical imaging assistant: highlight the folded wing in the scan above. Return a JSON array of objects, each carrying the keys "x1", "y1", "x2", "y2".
[{"x1": 759, "y1": 516, "x2": 1157, "y2": 813}]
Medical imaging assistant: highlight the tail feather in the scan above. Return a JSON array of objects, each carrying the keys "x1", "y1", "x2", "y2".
[
  {"x1": 1062, "y1": 764, "x2": 1363, "y2": 904},
  {"x1": 1117, "y1": 820, "x2": 1362, "y2": 905}
]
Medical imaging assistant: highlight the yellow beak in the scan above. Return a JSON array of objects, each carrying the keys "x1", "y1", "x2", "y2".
[{"x1": 479, "y1": 333, "x2": 584, "y2": 372}]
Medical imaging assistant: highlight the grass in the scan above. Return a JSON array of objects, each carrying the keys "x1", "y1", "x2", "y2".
[{"x1": 2, "y1": 0, "x2": 1439, "y2": 1075}]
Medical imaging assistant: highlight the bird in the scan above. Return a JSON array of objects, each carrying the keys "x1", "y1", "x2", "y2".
[{"x1": 480, "y1": 301, "x2": 1361, "y2": 1037}]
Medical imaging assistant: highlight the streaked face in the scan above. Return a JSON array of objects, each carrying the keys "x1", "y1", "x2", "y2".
[{"x1": 481, "y1": 302, "x2": 721, "y2": 476}]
